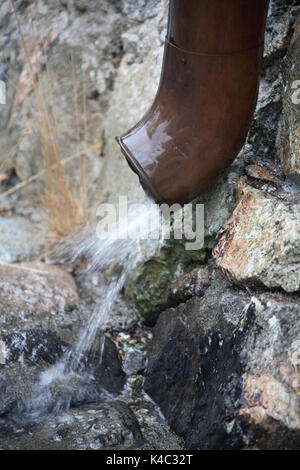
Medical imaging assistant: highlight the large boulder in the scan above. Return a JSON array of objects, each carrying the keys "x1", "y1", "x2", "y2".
[
  {"x1": 0, "y1": 262, "x2": 80, "y2": 342},
  {"x1": 213, "y1": 181, "x2": 300, "y2": 293},
  {"x1": 144, "y1": 273, "x2": 300, "y2": 449}
]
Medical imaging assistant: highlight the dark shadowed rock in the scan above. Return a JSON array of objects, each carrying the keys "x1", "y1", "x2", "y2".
[
  {"x1": 82, "y1": 337, "x2": 126, "y2": 397},
  {"x1": 0, "y1": 333, "x2": 125, "y2": 420},
  {"x1": 0, "y1": 396, "x2": 182, "y2": 450},
  {"x1": 144, "y1": 273, "x2": 300, "y2": 449}
]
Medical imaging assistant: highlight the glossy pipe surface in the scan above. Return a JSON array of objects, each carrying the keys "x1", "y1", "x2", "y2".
[{"x1": 117, "y1": 0, "x2": 270, "y2": 205}]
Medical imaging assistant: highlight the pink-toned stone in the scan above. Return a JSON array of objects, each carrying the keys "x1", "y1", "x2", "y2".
[
  {"x1": 0, "y1": 262, "x2": 79, "y2": 317},
  {"x1": 239, "y1": 373, "x2": 299, "y2": 430},
  {"x1": 213, "y1": 184, "x2": 300, "y2": 292}
]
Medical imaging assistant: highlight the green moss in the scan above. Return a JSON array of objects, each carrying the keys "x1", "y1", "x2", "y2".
[
  {"x1": 125, "y1": 237, "x2": 207, "y2": 324},
  {"x1": 64, "y1": 303, "x2": 78, "y2": 313},
  {"x1": 125, "y1": 258, "x2": 172, "y2": 323}
]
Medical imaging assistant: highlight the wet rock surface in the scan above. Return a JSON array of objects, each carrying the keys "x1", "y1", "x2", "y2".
[
  {"x1": 0, "y1": 0, "x2": 300, "y2": 451},
  {"x1": 144, "y1": 274, "x2": 300, "y2": 450},
  {"x1": 0, "y1": 260, "x2": 179, "y2": 449},
  {"x1": 0, "y1": 396, "x2": 183, "y2": 450},
  {"x1": 124, "y1": 239, "x2": 207, "y2": 325}
]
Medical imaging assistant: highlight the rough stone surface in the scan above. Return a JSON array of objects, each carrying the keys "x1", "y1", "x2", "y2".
[
  {"x1": 122, "y1": 348, "x2": 146, "y2": 376},
  {"x1": 124, "y1": 239, "x2": 206, "y2": 325},
  {"x1": 0, "y1": 0, "x2": 299, "y2": 452},
  {"x1": 0, "y1": 329, "x2": 68, "y2": 416},
  {"x1": 144, "y1": 273, "x2": 300, "y2": 450},
  {"x1": 213, "y1": 183, "x2": 300, "y2": 293},
  {"x1": 167, "y1": 266, "x2": 212, "y2": 308},
  {"x1": 248, "y1": 0, "x2": 299, "y2": 160},
  {"x1": 0, "y1": 0, "x2": 121, "y2": 184},
  {"x1": 0, "y1": 333, "x2": 126, "y2": 418},
  {"x1": 0, "y1": 397, "x2": 183, "y2": 450},
  {"x1": 99, "y1": 0, "x2": 169, "y2": 205},
  {"x1": 0, "y1": 216, "x2": 42, "y2": 263},
  {"x1": 277, "y1": 16, "x2": 300, "y2": 177},
  {"x1": 0, "y1": 262, "x2": 81, "y2": 342}
]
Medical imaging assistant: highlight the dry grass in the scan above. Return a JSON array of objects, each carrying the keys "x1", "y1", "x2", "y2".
[{"x1": 5, "y1": 0, "x2": 102, "y2": 243}]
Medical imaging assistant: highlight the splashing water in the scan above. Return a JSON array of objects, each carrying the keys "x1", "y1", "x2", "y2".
[
  {"x1": 1, "y1": 197, "x2": 164, "y2": 432},
  {"x1": 60, "y1": 196, "x2": 163, "y2": 371}
]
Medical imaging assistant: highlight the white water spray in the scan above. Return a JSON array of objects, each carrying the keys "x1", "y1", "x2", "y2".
[{"x1": 2, "y1": 197, "x2": 164, "y2": 430}]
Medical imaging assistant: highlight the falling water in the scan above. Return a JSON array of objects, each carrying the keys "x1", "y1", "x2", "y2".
[
  {"x1": 61, "y1": 196, "x2": 163, "y2": 371},
  {"x1": 1, "y1": 197, "x2": 164, "y2": 432}
]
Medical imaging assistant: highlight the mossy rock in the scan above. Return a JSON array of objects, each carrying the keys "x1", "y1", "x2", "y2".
[{"x1": 124, "y1": 238, "x2": 207, "y2": 325}]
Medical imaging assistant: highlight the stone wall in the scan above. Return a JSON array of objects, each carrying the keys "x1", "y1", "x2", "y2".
[{"x1": 0, "y1": 0, "x2": 300, "y2": 450}]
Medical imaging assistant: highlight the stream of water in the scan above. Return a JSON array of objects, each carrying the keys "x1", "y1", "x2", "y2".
[{"x1": 2, "y1": 197, "x2": 164, "y2": 432}]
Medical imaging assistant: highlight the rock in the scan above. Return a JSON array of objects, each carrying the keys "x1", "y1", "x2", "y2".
[
  {"x1": 245, "y1": 162, "x2": 281, "y2": 183},
  {"x1": 248, "y1": 0, "x2": 300, "y2": 159},
  {"x1": 239, "y1": 293, "x2": 300, "y2": 449},
  {"x1": 0, "y1": 341, "x2": 5, "y2": 365},
  {"x1": 0, "y1": 216, "x2": 42, "y2": 263},
  {"x1": 124, "y1": 249, "x2": 176, "y2": 326},
  {"x1": 1, "y1": 330, "x2": 68, "y2": 365},
  {"x1": 74, "y1": 270, "x2": 142, "y2": 332},
  {"x1": 0, "y1": 262, "x2": 81, "y2": 343},
  {"x1": 122, "y1": 348, "x2": 146, "y2": 376},
  {"x1": 277, "y1": 15, "x2": 300, "y2": 178},
  {"x1": 98, "y1": 0, "x2": 169, "y2": 206},
  {"x1": 119, "y1": 0, "x2": 163, "y2": 23},
  {"x1": 264, "y1": 1, "x2": 295, "y2": 62},
  {"x1": 124, "y1": 239, "x2": 206, "y2": 325},
  {"x1": 213, "y1": 183, "x2": 300, "y2": 293},
  {"x1": 0, "y1": 0, "x2": 121, "y2": 186},
  {"x1": 144, "y1": 274, "x2": 300, "y2": 449},
  {"x1": 84, "y1": 337, "x2": 126, "y2": 397},
  {"x1": 0, "y1": 334, "x2": 125, "y2": 421},
  {"x1": 0, "y1": 401, "x2": 144, "y2": 450},
  {"x1": 167, "y1": 266, "x2": 212, "y2": 308},
  {"x1": 0, "y1": 329, "x2": 69, "y2": 416},
  {"x1": 0, "y1": 397, "x2": 182, "y2": 450}
]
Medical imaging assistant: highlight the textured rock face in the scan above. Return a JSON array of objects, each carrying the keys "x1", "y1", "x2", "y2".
[
  {"x1": 124, "y1": 239, "x2": 206, "y2": 325},
  {"x1": 0, "y1": 262, "x2": 80, "y2": 341},
  {"x1": 0, "y1": 331, "x2": 126, "y2": 418},
  {"x1": 0, "y1": 398, "x2": 183, "y2": 450},
  {"x1": 0, "y1": 329, "x2": 69, "y2": 416},
  {"x1": 277, "y1": 16, "x2": 300, "y2": 177},
  {"x1": 213, "y1": 183, "x2": 300, "y2": 293},
  {"x1": 0, "y1": 0, "x2": 299, "y2": 452},
  {"x1": 0, "y1": 0, "x2": 121, "y2": 183},
  {"x1": 144, "y1": 275, "x2": 300, "y2": 450},
  {"x1": 99, "y1": 0, "x2": 169, "y2": 205},
  {"x1": 0, "y1": 216, "x2": 42, "y2": 263}
]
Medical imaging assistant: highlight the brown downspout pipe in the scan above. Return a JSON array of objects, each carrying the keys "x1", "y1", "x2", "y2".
[{"x1": 117, "y1": 0, "x2": 270, "y2": 206}]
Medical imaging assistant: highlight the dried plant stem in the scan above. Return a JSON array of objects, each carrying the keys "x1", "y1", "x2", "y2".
[{"x1": 9, "y1": 0, "x2": 102, "y2": 242}]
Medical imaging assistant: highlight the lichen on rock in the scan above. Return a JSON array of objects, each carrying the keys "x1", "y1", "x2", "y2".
[{"x1": 213, "y1": 182, "x2": 300, "y2": 293}]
